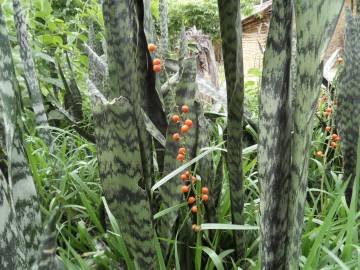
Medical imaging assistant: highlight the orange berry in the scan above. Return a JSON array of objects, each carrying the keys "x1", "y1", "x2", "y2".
[
  {"x1": 335, "y1": 136, "x2": 341, "y2": 142},
  {"x1": 153, "y1": 64, "x2": 161, "y2": 73},
  {"x1": 178, "y1": 147, "x2": 186, "y2": 155},
  {"x1": 172, "y1": 115, "x2": 180, "y2": 123},
  {"x1": 331, "y1": 134, "x2": 338, "y2": 140},
  {"x1": 201, "y1": 194, "x2": 209, "y2": 202},
  {"x1": 180, "y1": 174, "x2": 188, "y2": 181},
  {"x1": 191, "y1": 205, "x2": 197, "y2": 213},
  {"x1": 153, "y1": 58, "x2": 161, "y2": 65},
  {"x1": 177, "y1": 154, "x2": 185, "y2": 161},
  {"x1": 148, "y1": 43, "x2": 157, "y2": 53},
  {"x1": 323, "y1": 112, "x2": 331, "y2": 117},
  {"x1": 172, "y1": 133, "x2": 180, "y2": 141},
  {"x1": 326, "y1": 107, "x2": 333, "y2": 113},
  {"x1": 315, "y1": 151, "x2": 324, "y2": 157},
  {"x1": 184, "y1": 119, "x2": 193, "y2": 127},
  {"x1": 181, "y1": 105, "x2": 189, "y2": 113},
  {"x1": 188, "y1": 196, "x2": 196, "y2": 205},
  {"x1": 201, "y1": 187, "x2": 209, "y2": 194},
  {"x1": 336, "y1": 57, "x2": 344, "y2": 65},
  {"x1": 331, "y1": 142, "x2": 337, "y2": 148},
  {"x1": 325, "y1": 126, "x2": 331, "y2": 132},
  {"x1": 185, "y1": 170, "x2": 190, "y2": 177},
  {"x1": 192, "y1": 224, "x2": 200, "y2": 232},
  {"x1": 181, "y1": 125, "x2": 190, "y2": 133},
  {"x1": 191, "y1": 176, "x2": 197, "y2": 183},
  {"x1": 181, "y1": 185, "x2": 189, "y2": 193}
]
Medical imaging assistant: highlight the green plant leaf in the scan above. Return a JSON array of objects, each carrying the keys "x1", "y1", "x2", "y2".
[
  {"x1": 217, "y1": 0, "x2": 245, "y2": 254},
  {"x1": 200, "y1": 223, "x2": 258, "y2": 231},
  {"x1": 13, "y1": 0, "x2": 51, "y2": 143},
  {"x1": 0, "y1": 6, "x2": 42, "y2": 268},
  {"x1": 152, "y1": 142, "x2": 225, "y2": 192},
  {"x1": 199, "y1": 246, "x2": 224, "y2": 270}
]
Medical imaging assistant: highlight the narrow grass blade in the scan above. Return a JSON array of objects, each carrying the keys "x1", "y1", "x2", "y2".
[
  {"x1": 102, "y1": 197, "x2": 135, "y2": 270},
  {"x1": 321, "y1": 246, "x2": 350, "y2": 270},
  {"x1": 200, "y1": 247, "x2": 225, "y2": 270},
  {"x1": 153, "y1": 202, "x2": 188, "y2": 220},
  {"x1": 200, "y1": 223, "x2": 258, "y2": 231},
  {"x1": 152, "y1": 142, "x2": 225, "y2": 192},
  {"x1": 304, "y1": 182, "x2": 348, "y2": 268}
]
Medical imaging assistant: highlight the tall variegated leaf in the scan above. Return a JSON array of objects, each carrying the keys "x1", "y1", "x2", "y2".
[
  {"x1": 95, "y1": 0, "x2": 159, "y2": 266},
  {"x1": 102, "y1": 0, "x2": 153, "y2": 191},
  {"x1": 92, "y1": 94, "x2": 158, "y2": 269},
  {"x1": 12, "y1": 0, "x2": 51, "y2": 143},
  {"x1": 136, "y1": 0, "x2": 167, "y2": 174},
  {"x1": 337, "y1": 11, "x2": 360, "y2": 204},
  {"x1": 0, "y1": 170, "x2": 22, "y2": 269},
  {"x1": 32, "y1": 209, "x2": 63, "y2": 270},
  {"x1": 86, "y1": 24, "x2": 108, "y2": 93},
  {"x1": 258, "y1": 0, "x2": 293, "y2": 269},
  {"x1": 0, "y1": 6, "x2": 41, "y2": 268},
  {"x1": 288, "y1": 0, "x2": 344, "y2": 267},
  {"x1": 159, "y1": 0, "x2": 169, "y2": 55},
  {"x1": 156, "y1": 57, "x2": 198, "y2": 253},
  {"x1": 57, "y1": 59, "x2": 83, "y2": 122},
  {"x1": 179, "y1": 24, "x2": 188, "y2": 63},
  {"x1": 143, "y1": 0, "x2": 156, "y2": 44},
  {"x1": 195, "y1": 101, "x2": 216, "y2": 223},
  {"x1": 217, "y1": 0, "x2": 245, "y2": 254},
  {"x1": 140, "y1": 0, "x2": 167, "y2": 146}
]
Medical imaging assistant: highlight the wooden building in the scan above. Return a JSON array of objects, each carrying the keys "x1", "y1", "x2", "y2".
[{"x1": 242, "y1": 0, "x2": 353, "y2": 77}]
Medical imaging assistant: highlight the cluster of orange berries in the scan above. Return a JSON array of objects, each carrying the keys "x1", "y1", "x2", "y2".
[
  {"x1": 314, "y1": 131, "x2": 341, "y2": 157},
  {"x1": 171, "y1": 105, "x2": 192, "y2": 162},
  {"x1": 147, "y1": 43, "x2": 161, "y2": 73},
  {"x1": 329, "y1": 133, "x2": 340, "y2": 149},
  {"x1": 323, "y1": 107, "x2": 333, "y2": 117},
  {"x1": 171, "y1": 105, "x2": 209, "y2": 232}
]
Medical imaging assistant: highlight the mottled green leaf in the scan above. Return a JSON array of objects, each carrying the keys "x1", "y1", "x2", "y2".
[
  {"x1": 0, "y1": 6, "x2": 41, "y2": 268},
  {"x1": 12, "y1": 0, "x2": 51, "y2": 143},
  {"x1": 32, "y1": 209, "x2": 63, "y2": 270},
  {"x1": 159, "y1": 0, "x2": 169, "y2": 55},
  {"x1": 156, "y1": 57, "x2": 198, "y2": 253},
  {"x1": 217, "y1": 0, "x2": 245, "y2": 254},
  {"x1": 142, "y1": 109, "x2": 166, "y2": 147},
  {"x1": 336, "y1": 10, "x2": 360, "y2": 203},
  {"x1": 195, "y1": 101, "x2": 216, "y2": 223},
  {"x1": 92, "y1": 95, "x2": 158, "y2": 269},
  {"x1": 258, "y1": 0, "x2": 293, "y2": 269},
  {"x1": 288, "y1": 1, "x2": 344, "y2": 267}
]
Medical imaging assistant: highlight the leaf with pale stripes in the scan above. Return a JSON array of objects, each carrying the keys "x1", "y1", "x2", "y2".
[
  {"x1": 159, "y1": 0, "x2": 169, "y2": 56},
  {"x1": 12, "y1": 0, "x2": 51, "y2": 143},
  {"x1": 92, "y1": 96, "x2": 158, "y2": 269},
  {"x1": 0, "y1": 6, "x2": 41, "y2": 268},
  {"x1": 288, "y1": 0, "x2": 344, "y2": 267},
  {"x1": 156, "y1": 57, "x2": 198, "y2": 254},
  {"x1": 258, "y1": 0, "x2": 293, "y2": 269},
  {"x1": 336, "y1": 10, "x2": 360, "y2": 204},
  {"x1": 217, "y1": 0, "x2": 245, "y2": 255}
]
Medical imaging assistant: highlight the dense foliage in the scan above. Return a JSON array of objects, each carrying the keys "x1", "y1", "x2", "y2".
[
  {"x1": 0, "y1": 0, "x2": 359, "y2": 269},
  {"x1": 152, "y1": 0, "x2": 260, "y2": 44}
]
